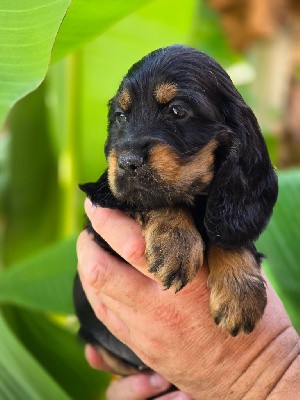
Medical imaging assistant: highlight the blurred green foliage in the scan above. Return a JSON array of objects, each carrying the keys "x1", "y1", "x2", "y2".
[
  {"x1": 0, "y1": 0, "x2": 299, "y2": 398},
  {"x1": 257, "y1": 169, "x2": 300, "y2": 333}
]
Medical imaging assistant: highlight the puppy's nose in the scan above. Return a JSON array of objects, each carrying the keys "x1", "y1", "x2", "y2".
[{"x1": 117, "y1": 153, "x2": 144, "y2": 172}]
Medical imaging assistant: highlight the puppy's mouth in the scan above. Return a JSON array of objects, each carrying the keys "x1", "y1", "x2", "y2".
[
  {"x1": 107, "y1": 141, "x2": 217, "y2": 209},
  {"x1": 107, "y1": 150, "x2": 181, "y2": 208}
]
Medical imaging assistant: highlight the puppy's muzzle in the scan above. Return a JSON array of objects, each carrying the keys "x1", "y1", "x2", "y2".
[{"x1": 117, "y1": 152, "x2": 145, "y2": 173}]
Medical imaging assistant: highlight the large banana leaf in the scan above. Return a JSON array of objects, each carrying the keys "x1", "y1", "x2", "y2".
[
  {"x1": 51, "y1": 0, "x2": 150, "y2": 62},
  {"x1": 0, "y1": 237, "x2": 76, "y2": 314},
  {"x1": 0, "y1": 0, "x2": 71, "y2": 128},
  {"x1": 258, "y1": 169, "x2": 300, "y2": 333},
  {"x1": 6, "y1": 309, "x2": 109, "y2": 400},
  {"x1": 0, "y1": 312, "x2": 70, "y2": 400},
  {"x1": 4, "y1": 82, "x2": 60, "y2": 265},
  {"x1": 0, "y1": 0, "x2": 149, "y2": 132}
]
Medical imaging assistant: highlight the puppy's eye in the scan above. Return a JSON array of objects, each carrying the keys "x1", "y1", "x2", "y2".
[
  {"x1": 115, "y1": 112, "x2": 127, "y2": 123},
  {"x1": 169, "y1": 105, "x2": 187, "y2": 119}
]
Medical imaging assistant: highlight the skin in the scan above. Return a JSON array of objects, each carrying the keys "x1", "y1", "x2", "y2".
[{"x1": 77, "y1": 198, "x2": 300, "y2": 400}]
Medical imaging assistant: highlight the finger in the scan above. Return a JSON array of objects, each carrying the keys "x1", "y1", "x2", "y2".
[
  {"x1": 84, "y1": 199, "x2": 209, "y2": 287},
  {"x1": 84, "y1": 293, "x2": 133, "y2": 348},
  {"x1": 91, "y1": 294, "x2": 153, "y2": 353},
  {"x1": 156, "y1": 390, "x2": 194, "y2": 400},
  {"x1": 106, "y1": 373, "x2": 171, "y2": 400},
  {"x1": 77, "y1": 230, "x2": 158, "y2": 306},
  {"x1": 85, "y1": 345, "x2": 108, "y2": 371},
  {"x1": 85, "y1": 198, "x2": 148, "y2": 271},
  {"x1": 78, "y1": 230, "x2": 209, "y2": 324}
]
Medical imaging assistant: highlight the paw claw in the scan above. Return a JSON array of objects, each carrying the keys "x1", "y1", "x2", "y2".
[
  {"x1": 175, "y1": 280, "x2": 186, "y2": 293},
  {"x1": 243, "y1": 321, "x2": 255, "y2": 334},
  {"x1": 214, "y1": 313, "x2": 222, "y2": 326},
  {"x1": 148, "y1": 261, "x2": 161, "y2": 274},
  {"x1": 230, "y1": 326, "x2": 240, "y2": 337}
]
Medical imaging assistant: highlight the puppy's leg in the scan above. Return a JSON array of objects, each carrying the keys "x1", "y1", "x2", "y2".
[
  {"x1": 208, "y1": 245, "x2": 267, "y2": 336},
  {"x1": 141, "y1": 208, "x2": 204, "y2": 292}
]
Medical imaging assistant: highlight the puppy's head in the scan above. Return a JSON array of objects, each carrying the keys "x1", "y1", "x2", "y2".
[
  {"x1": 106, "y1": 45, "x2": 227, "y2": 208},
  {"x1": 104, "y1": 45, "x2": 277, "y2": 244}
]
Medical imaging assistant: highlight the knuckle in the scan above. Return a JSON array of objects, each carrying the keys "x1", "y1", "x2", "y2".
[
  {"x1": 123, "y1": 239, "x2": 146, "y2": 266},
  {"x1": 84, "y1": 261, "x2": 101, "y2": 287},
  {"x1": 154, "y1": 304, "x2": 182, "y2": 329},
  {"x1": 138, "y1": 350, "x2": 159, "y2": 369},
  {"x1": 111, "y1": 323, "x2": 128, "y2": 342},
  {"x1": 135, "y1": 336, "x2": 162, "y2": 368},
  {"x1": 94, "y1": 302, "x2": 107, "y2": 322},
  {"x1": 82, "y1": 257, "x2": 109, "y2": 292}
]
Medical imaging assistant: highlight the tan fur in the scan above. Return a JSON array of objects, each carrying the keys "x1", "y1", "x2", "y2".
[
  {"x1": 154, "y1": 82, "x2": 177, "y2": 104},
  {"x1": 107, "y1": 149, "x2": 118, "y2": 194},
  {"x1": 143, "y1": 208, "x2": 204, "y2": 291},
  {"x1": 118, "y1": 88, "x2": 131, "y2": 110},
  {"x1": 95, "y1": 345, "x2": 147, "y2": 376},
  {"x1": 208, "y1": 245, "x2": 267, "y2": 334},
  {"x1": 150, "y1": 139, "x2": 218, "y2": 189}
]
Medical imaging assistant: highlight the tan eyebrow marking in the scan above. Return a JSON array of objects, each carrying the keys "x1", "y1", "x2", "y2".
[
  {"x1": 154, "y1": 82, "x2": 177, "y2": 104},
  {"x1": 118, "y1": 88, "x2": 131, "y2": 110}
]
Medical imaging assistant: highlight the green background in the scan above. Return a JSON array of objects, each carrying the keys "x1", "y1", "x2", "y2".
[{"x1": 0, "y1": 1, "x2": 299, "y2": 398}]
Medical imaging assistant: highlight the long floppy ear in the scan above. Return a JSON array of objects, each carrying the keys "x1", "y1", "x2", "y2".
[{"x1": 204, "y1": 104, "x2": 278, "y2": 249}]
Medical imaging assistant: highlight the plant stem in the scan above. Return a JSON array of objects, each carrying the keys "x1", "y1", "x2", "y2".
[{"x1": 59, "y1": 51, "x2": 83, "y2": 237}]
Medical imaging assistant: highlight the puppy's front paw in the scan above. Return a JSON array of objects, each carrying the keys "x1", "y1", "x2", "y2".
[
  {"x1": 208, "y1": 246, "x2": 267, "y2": 336},
  {"x1": 209, "y1": 273, "x2": 266, "y2": 336},
  {"x1": 143, "y1": 209, "x2": 204, "y2": 292}
]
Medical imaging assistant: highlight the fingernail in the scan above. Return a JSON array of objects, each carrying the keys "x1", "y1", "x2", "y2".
[{"x1": 149, "y1": 373, "x2": 170, "y2": 389}]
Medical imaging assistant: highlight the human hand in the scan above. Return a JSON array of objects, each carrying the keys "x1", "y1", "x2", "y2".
[
  {"x1": 77, "y1": 199, "x2": 299, "y2": 400},
  {"x1": 85, "y1": 344, "x2": 192, "y2": 399}
]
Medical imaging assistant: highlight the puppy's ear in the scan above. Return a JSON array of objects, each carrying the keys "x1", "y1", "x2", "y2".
[
  {"x1": 204, "y1": 104, "x2": 278, "y2": 248},
  {"x1": 79, "y1": 170, "x2": 120, "y2": 209}
]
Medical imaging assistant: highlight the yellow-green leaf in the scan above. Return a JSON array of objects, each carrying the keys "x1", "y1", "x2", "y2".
[{"x1": 0, "y1": 0, "x2": 71, "y2": 128}]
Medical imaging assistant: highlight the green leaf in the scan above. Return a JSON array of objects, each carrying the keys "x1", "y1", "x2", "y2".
[
  {"x1": 0, "y1": 237, "x2": 77, "y2": 314},
  {"x1": 51, "y1": 0, "x2": 149, "y2": 62},
  {"x1": 0, "y1": 312, "x2": 70, "y2": 400},
  {"x1": 4, "y1": 82, "x2": 60, "y2": 265},
  {"x1": 258, "y1": 169, "x2": 300, "y2": 333},
  {"x1": 7, "y1": 309, "x2": 110, "y2": 400},
  {"x1": 0, "y1": 0, "x2": 71, "y2": 128}
]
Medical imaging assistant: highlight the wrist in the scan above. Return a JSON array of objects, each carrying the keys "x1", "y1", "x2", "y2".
[
  {"x1": 182, "y1": 282, "x2": 299, "y2": 400},
  {"x1": 228, "y1": 326, "x2": 299, "y2": 400},
  {"x1": 268, "y1": 353, "x2": 300, "y2": 399},
  {"x1": 227, "y1": 280, "x2": 300, "y2": 400}
]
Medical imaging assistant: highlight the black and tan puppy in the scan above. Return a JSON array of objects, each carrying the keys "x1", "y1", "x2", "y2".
[{"x1": 74, "y1": 45, "x2": 278, "y2": 375}]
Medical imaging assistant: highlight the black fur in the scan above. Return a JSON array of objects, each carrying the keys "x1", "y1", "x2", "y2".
[{"x1": 74, "y1": 45, "x2": 278, "y2": 372}]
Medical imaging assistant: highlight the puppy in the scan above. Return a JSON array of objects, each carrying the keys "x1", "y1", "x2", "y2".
[{"x1": 74, "y1": 44, "x2": 278, "y2": 375}]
